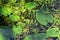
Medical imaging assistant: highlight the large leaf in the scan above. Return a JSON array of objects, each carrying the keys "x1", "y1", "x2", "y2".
[
  {"x1": 25, "y1": 2, "x2": 37, "y2": 10},
  {"x1": 0, "y1": 29, "x2": 6, "y2": 40},
  {"x1": 36, "y1": 9, "x2": 53, "y2": 25},
  {"x1": 24, "y1": 33, "x2": 48, "y2": 40},
  {"x1": 47, "y1": 27, "x2": 59, "y2": 37},
  {"x1": 9, "y1": 14, "x2": 20, "y2": 21},
  {"x1": 0, "y1": 26, "x2": 14, "y2": 40}
]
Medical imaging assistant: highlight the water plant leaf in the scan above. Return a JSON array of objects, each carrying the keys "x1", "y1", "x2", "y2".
[
  {"x1": 12, "y1": 22, "x2": 23, "y2": 37},
  {"x1": 36, "y1": 9, "x2": 53, "y2": 25},
  {"x1": 47, "y1": 27, "x2": 59, "y2": 37},
  {"x1": 9, "y1": 14, "x2": 20, "y2": 21},
  {"x1": 24, "y1": 33, "x2": 48, "y2": 40},
  {"x1": 25, "y1": 2, "x2": 37, "y2": 10},
  {"x1": 2, "y1": 6, "x2": 12, "y2": 16}
]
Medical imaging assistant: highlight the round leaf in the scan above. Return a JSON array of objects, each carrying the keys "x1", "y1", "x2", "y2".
[{"x1": 36, "y1": 9, "x2": 53, "y2": 25}]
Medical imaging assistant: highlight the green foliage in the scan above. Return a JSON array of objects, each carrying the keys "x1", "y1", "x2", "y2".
[
  {"x1": 25, "y1": 2, "x2": 37, "y2": 10},
  {"x1": 0, "y1": 26, "x2": 13, "y2": 40},
  {"x1": 47, "y1": 27, "x2": 59, "y2": 37},
  {"x1": 9, "y1": 0, "x2": 17, "y2": 3},
  {"x1": 12, "y1": 22, "x2": 23, "y2": 37},
  {"x1": 2, "y1": 6, "x2": 12, "y2": 16},
  {"x1": 36, "y1": 9, "x2": 53, "y2": 25},
  {"x1": 0, "y1": 0, "x2": 60, "y2": 40},
  {"x1": 0, "y1": 29, "x2": 6, "y2": 40},
  {"x1": 24, "y1": 35, "x2": 35, "y2": 40},
  {"x1": 9, "y1": 14, "x2": 20, "y2": 21},
  {"x1": 24, "y1": 33, "x2": 48, "y2": 40}
]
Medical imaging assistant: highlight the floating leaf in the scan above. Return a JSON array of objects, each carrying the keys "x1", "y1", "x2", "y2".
[
  {"x1": 25, "y1": 2, "x2": 37, "y2": 10},
  {"x1": 36, "y1": 9, "x2": 53, "y2": 25},
  {"x1": 47, "y1": 27, "x2": 59, "y2": 37},
  {"x1": 9, "y1": 14, "x2": 20, "y2": 21}
]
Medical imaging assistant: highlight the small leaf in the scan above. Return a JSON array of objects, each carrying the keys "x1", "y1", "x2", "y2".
[
  {"x1": 12, "y1": 23, "x2": 23, "y2": 37},
  {"x1": 2, "y1": 6, "x2": 12, "y2": 16},
  {"x1": 34, "y1": 33, "x2": 48, "y2": 40},
  {"x1": 47, "y1": 27, "x2": 59, "y2": 37},
  {"x1": 0, "y1": 27, "x2": 13, "y2": 40},
  {"x1": 9, "y1": 14, "x2": 20, "y2": 21},
  {"x1": 24, "y1": 35, "x2": 35, "y2": 40},
  {"x1": 25, "y1": 2, "x2": 37, "y2": 10}
]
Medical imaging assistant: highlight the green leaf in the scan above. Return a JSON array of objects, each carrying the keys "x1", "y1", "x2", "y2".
[
  {"x1": 25, "y1": 2, "x2": 37, "y2": 10},
  {"x1": 12, "y1": 22, "x2": 23, "y2": 37},
  {"x1": 9, "y1": 0, "x2": 17, "y2": 3},
  {"x1": 0, "y1": 30, "x2": 6, "y2": 40},
  {"x1": 0, "y1": 27, "x2": 13, "y2": 40},
  {"x1": 34, "y1": 33, "x2": 48, "y2": 40},
  {"x1": 2, "y1": 6, "x2": 12, "y2": 16},
  {"x1": 0, "y1": 6, "x2": 2, "y2": 15},
  {"x1": 24, "y1": 33, "x2": 48, "y2": 40},
  {"x1": 36, "y1": 9, "x2": 53, "y2": 25},
  {"x1": 24, "y1": 35, "x2": 35, "y2": 40},
  {"x1": 9, "y1": 14, "x2": 20, "y2": 21},
  {"x1": 47, "y1": 27, "x2": 59, "y2": 37},
  {"x1": 20, "y1": 0, "x2": 25, "y2": 5}
]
